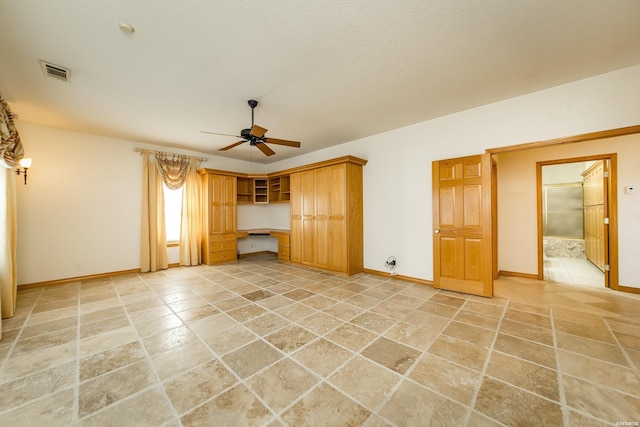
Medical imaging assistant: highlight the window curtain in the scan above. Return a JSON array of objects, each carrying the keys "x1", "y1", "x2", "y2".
[
  {"x1": 140, "y1": 152, "x2": 168, "y2": 272},
  {"x1": 0, "y1": 93, "x2": 24, "y2": 339},
  {"x1": 179, "y1": 160, "x2": 202, "y2": 266}
]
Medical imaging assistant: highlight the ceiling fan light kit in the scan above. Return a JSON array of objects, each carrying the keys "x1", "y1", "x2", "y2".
[{"x1": 201, "y1": 100, "x2": 301, "y2": 156}]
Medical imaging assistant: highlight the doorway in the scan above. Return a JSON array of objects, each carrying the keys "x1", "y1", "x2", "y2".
[{"x1": 536, "y1": 154, "x2": 618, "y2": 289}]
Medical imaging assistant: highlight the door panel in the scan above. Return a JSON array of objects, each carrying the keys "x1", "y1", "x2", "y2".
[
  {"x1": 302, "y1": 170, "x2": 316, "y2": 265},
  {"x1": 290, "y1": 173, "x2": 302, "y2": 263},
  {"x1": 329, "y1": 165, "x2": 347, "y2": 272},
  {"x1": 315, "y1": 167, "x2": 330, "y2": 268},
  {"x1": 433, "y1": 154, "x2": 493, "y2": 297}
]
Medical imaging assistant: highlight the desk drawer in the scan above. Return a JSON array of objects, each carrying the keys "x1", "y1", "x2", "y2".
[
  {"x1": 278, "y1": 246, "x2": 290, "y2": 260},
  {"x1": 210, "y1": 241, "x2": 236, "y2": 252},
  {"x1": 209, "y1": 250, "x2": 237, "y2": 263},
  {"x1": 210, "y1": 233, "x2": 236, "y2": 243},
  {"x1": 277, "y1": 234, "x2": 290, "y2": 248}
]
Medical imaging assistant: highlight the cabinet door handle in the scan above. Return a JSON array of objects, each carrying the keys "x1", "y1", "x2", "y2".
[{"x1": 434, "y1": 229, "x2": 440, "y2": 234}]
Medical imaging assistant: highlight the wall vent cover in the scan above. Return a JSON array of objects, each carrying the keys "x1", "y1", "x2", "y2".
[{"x1": 40, "y1": 61, "x2": 71, "y2": 81}]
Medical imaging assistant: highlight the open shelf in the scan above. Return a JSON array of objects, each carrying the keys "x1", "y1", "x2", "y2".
[
  {"x1": 269, "y1": 175, "x2": 291, "y2": 203},
  {"x1": 236, "y1": 177, "x2": 253, "y2": 204},
  {"x1": 254, "y1": 178, "x2": 269, "y2": 204}
]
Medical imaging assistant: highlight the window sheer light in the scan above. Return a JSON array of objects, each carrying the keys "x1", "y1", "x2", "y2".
[{"x1": 163, "y1": 183, "x2": 182, "y2": 243}]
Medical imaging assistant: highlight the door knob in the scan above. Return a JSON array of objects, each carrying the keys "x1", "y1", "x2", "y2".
[{"x1": 434, "y1": 229, "x2": 440, "y2": 234}]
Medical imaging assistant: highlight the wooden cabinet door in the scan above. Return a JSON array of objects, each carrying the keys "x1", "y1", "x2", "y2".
[
  {"x1": 433, "y1": 154, "x2": 493, "y2": 297},
  {"x1": 328, "y1": 164, "x2": 347, "y2": 272},
  {"x1": 301, "y1": 170, "x2": 316, "y2": 265},
  {"x1": 582, "y1": 160, "x2": 606, "y2": 271},
  {"x1": 222, "y1": 175, "x2": 236, "y2": 233},
  {"x1": 210, "y1": 175, "x2": 236, "y2": 234},
  {"x1": 290, "y1": 172, "x2": 302, "y2": 263},
  {"x1": 315, "y1": 167, "x2": 330, "y2": 268},
  {"x1": 210, "y1": 174, "x2": 225, "y2": 233}
]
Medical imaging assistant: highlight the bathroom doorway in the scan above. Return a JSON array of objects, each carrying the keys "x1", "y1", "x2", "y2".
[{"x1": 536, "y1": 154, "x2": 617, "y2": 289}]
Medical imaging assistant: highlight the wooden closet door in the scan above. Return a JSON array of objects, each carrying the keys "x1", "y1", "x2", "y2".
[
  {"x1": 222, "y1": 175, "x2": 236, "y2": 233},
  {"x1": 301, "y1": 170, "x2": 316, "y2": 265},
  {"x1": 328, "y1": 164, "x2": 347, "y2": 272},
  {"x1": 315, "y1": 167, "x2": 330, "y2": 268},
  {"x1": 290, "y1": 173, "x2": 303, "y2": 263},
  {"x1": 582, "y1": 160, "x2": 605, "y2": 271},
  {"x1": 209, "y1": 175, "x2": 236, "y2": 234}
]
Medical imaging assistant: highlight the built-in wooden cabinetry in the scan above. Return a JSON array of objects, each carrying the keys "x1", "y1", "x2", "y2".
[
  {"x1": 199, "y1": 156, "x2": 366, "y2": 272},
  {"x1": 237, "y1": 176, "x2": 288, "y2": 204},
  {"x1": 236, "y1": 177, "x2": 253, "y2": 204},
  {"x1": 270, "y1": 230, "x2": 290, "y2": 261},
  {"x1": 254, "y1": 178, "x2": 269, "y2": 204},
  {"x1": 200, "y1": 171, "x2": 237, "y2": 265},
  {"x1": 582, "y1": 160, "x2": 606, "y2": 271},
  {"x1": 290, "y1": 157, "x2": 366, "y2": 275},
  {"x1": 269, "y1": 175, "x2": 291, "y2": 203}
]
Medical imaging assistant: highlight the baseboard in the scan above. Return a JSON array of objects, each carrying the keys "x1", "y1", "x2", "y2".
[
  {"x1": 362, "y1": 268, "x2": 434, "y2": 286},
  {"x1": 19, "y1": 268, "x2": 143, "y2": 289},
  {"x1": 18, "y1": 263, "x2": 185, "y2": 289},
  {"x1": 498, "y1": 270, "x2": 540, "y2": 280},
  {"x1": 618, "y1": 285, "x2": 640, "y2": 294}
]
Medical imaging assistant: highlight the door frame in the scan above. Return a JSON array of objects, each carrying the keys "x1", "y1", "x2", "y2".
[{"x1": 535, "y1": 154, "x2": 618, "y2": 290}]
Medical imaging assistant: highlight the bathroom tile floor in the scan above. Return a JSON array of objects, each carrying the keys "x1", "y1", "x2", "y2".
[
  {"x1": 1, "y1": 254, "x2": 639, "y2": 426},
  {"x1": 544, "y1": 256, "x2": 605, "y2": 288}
]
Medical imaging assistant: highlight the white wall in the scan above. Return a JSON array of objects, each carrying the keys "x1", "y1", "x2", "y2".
[
  {"x1": 14, "y1": 63, "x2": 640, "y2": 287},
  {"x1": 268, "y1": 64, "x2": 640, "y2": 285},
  {"x1": 496, "y1": 133, "x2": 640, "y2": 286},
  {"x1": 14, "y1": 124, "x2": 263, "y2": 284}
]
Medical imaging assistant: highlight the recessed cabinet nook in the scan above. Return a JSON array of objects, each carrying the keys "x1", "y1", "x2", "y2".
[{"x1": 198, "y1": 156, "x2": 367, "y2": 275}]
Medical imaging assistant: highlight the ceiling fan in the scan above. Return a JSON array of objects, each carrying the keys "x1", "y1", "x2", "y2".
[{"x1": 201, "y1": 100, "x2": 301, "y2": 156}]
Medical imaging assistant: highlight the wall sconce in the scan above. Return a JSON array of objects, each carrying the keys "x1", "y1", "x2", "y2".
[{"x1": 15, "y1": 158, "x2": 32, "y2": 185}]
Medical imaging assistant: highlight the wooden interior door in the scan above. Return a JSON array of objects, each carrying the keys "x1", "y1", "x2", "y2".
[{"x1": 433, "y1": 153, "x2": 494, "y2": 297}]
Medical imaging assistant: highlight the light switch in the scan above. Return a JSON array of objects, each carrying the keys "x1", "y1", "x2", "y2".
[{"x1": 625, "y1": 186, "x2": 637, "y2": 195}]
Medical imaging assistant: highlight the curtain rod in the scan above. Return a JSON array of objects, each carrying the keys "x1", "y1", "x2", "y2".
[{"x1": 133, "y1": 147, "x2": 207, "y2": 162}]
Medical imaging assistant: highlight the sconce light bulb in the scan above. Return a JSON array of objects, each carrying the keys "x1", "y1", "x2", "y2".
[{"x1": 20, "y1": 157, "x2": 32, "y2": 169}]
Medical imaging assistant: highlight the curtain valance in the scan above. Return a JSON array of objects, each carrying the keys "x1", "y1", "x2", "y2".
[
  {"x1": 0, "y1": 94, "x2": 24, "y2": 169},
  {"x1": 155, "y1": 153, "x2": 191, "y2": 190}
]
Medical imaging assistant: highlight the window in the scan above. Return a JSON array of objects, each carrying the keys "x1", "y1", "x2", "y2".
[{"x1": 163, "y1": 183, "x2": 183, "y2": 243}]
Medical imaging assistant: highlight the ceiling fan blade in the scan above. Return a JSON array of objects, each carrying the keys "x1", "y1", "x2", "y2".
[
  {"x1": 219, "y1": 141, "x2": 246, "y2": 151},
  {"x1": 255, "y1": 141, "x2": 276, "y2": 156},
  {"x1": 201, "y1": 130, "x2": 242, "y2": 138},
  {"x1": 263, "y1": 137, "x2": 301, "y2": 148},
  {"x1": 250, "y1": 124, "x2": 268, "y2": 138}
]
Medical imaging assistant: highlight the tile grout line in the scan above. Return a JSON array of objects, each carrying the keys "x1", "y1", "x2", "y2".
[
  {"x1": 172, "y1": 267, "x2": 291, "y2": 425},
  {"x1": 0, "y1": 287, "x2": 42, "y2": 383},
  {"x1": 215, "y1": 263, "x2": 412, "y2": 425},
  {"x1": 602, "y1": 319, "x2": 640, "y2": 380},
  {"x1": 463, "y1": 295, "x2": 510, "y2": 427},
  {"x1": 367, "y1": 291, "x2": 473, "y2": 426},
  {"x1": 73, "y1": 282, "x2": 82, "y2": 424},
  {"x1": 549, "y1": 306, "x2": 571, "y2": 427}
]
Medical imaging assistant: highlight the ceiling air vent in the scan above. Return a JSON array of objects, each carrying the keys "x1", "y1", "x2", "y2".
[{"x1": 40, "y1": 61, "x2": 71, "y2": 82}]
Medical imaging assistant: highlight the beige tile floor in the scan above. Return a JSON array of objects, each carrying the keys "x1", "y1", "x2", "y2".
[
  {"x1": 1, "y1": 254, "x2": 639, "y2": 426},
  {"x1": 544, "y1": 256, "x2": 605, "y2": 288}
]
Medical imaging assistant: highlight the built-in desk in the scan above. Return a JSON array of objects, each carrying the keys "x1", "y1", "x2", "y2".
[{"x1": 237, "y1": 229, "x2": 290, "y2": 261}]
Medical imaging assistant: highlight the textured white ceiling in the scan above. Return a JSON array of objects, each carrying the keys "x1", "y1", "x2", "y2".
[{"x1": 1, "y1": 0, "x2": 639, "y2": 163}]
